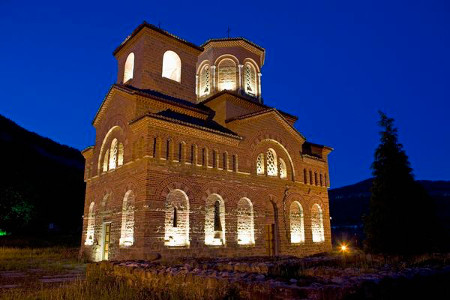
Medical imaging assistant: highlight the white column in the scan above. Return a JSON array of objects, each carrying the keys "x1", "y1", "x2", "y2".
[
  {"x1": 211, "y1": 66, "x2": 216, "y2": 92},
  {"x1": 238, "y1": 64, "x2": 243, "y2": 92},
  {"x1": 195, "y1": 75, "x2": 199, "y2": 98},
  {"x1": 258, "y1": 72, "x2": 262, "y2": 102}
]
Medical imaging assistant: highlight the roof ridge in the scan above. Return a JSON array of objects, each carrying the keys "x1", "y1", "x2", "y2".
[
  {"x1": 113, "y1": 21, "x2": 203, "y2": 55},
  {"x1": 201, "y1": 37, "x2": 265, "y2": 52}
]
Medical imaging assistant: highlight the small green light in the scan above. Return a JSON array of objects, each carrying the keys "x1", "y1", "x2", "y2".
[{"x1": 0, "y1": 230, "x2": 8, "y2": 236}]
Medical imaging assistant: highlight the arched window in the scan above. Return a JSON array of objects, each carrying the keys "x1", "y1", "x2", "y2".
[
  {"x1": 244, "y1": 63, "x2": 257, "y2": 97},
  {"x1": 164, "y1": 189, "x2": 189, "y2": 246},
  {"x1": 85, "y1": 202, "x2": 95, "y2": 245},
  {"x1": 109, "y1": 138, "x2": 118, "y2": 170},
  {"x1": 218, "y1": 59, "x2": 237, "y2": 91},
  {"x1": 118, "y1": 143, "x2": 124, "y2": 166},
  {"x1": 162, "y1": 50, "x2": 181, "y2": 82},
  {"x1": 279, "y1": 158, "x2": 287, "y2": 179},
  {"x1": 103, "y1": 149, "x2": 109, "y2": 172},
  {"x1": 237, "y1": 197, "x2": 255, "y2": 245},
  {"x1": 123, "y1": 53, "x2": 134, "y2": 83},
  {"x1": 199, "y1": 64, "x2": 210, "y2": 97},
  {"x1": 266, "y1": 148, "x2": 278, "y2": 176},
  {"x1": 119, "y1": 191, "x2": 135, "y2": 247},
  {"x1": 311, "y1": 204, "x2": 325, "y2": 243},
  {"x1": 256, "y1": 153, "x2": 265, "y2": 175},
  {"x1": 204, "y1": 194, "x2": 226, "y2": 245},
  {"x1": 290, "y1": 201, "x2": 305, "y2": 244}
]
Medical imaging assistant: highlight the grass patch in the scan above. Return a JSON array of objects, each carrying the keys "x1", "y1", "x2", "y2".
[{"x1": 0, "y1": 247, "x2": 83, "y2": 272}]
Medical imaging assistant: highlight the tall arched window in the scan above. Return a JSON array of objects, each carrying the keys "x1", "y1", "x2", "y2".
[
  {"x1": 311, "y1": 204, "x2": 325, "y2": 243},
  {"x1": 256, "y1": 153, "x2": 265, "y2": 175},
  {"x1": 237, "y1": 197, "x2": 255, "y2": 245},
  {"x1": 164, "y1": 189, "x2": 189, "y2": 246},
  {"x1": 244, "y1": 63, "x2": 257, "y2": 97},
  {"x1": 218, "y1": 59, "x2": 237, "y2": 91},
  {"x1": 109, "y1": 138, "x2": 118, "y2": 170},
  {"x1": 123, "y1": 53, "x2": 134, "y2": 83},
  {"x1": 118, "y1": 143, "x2": 124, "y2": 166},
  {"x1": 162, "y1": 50, "x2": 181, "y2": 82},
  {"x1": 290, "y1": 201, "x2": 305, "y2": 244},
  {"x1": 119, "y1": 191, "x2": 135, "y2": 247},
  {"x1": 279, "y1": 158, "x2": 287, "y2": 179},
  {"x1": 85, "y1": 202, "x2": 95, "y2": 246},
  {"x1": 103, "y1": 149, "x2": 109, "y2": 172},
  {"x1": 266, "y1": 148, "x2": 278, "y2": 176},
  {"x1": 204, "y1": 194, "x2": 226, "y2": 245},
  {"x1": 199, "y1": 64, "x2": 210, "y2": 97}
]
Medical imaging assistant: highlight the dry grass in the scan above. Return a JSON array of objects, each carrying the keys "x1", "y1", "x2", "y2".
[{"x1": 0, "y1": 247, "x2": 83, "y2": 272}]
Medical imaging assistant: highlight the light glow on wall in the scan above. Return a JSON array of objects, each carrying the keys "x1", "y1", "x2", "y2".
[
  {"x1": 84, "y1": 202, "x2": 95, "y2": 246},
  {"x1": 204, "y1": 194, "x2": 226, "y2": 246},
  {"x1": 237, "y1": 197, "x2": 255, "y2": 245},
  {"x1": 164, "y1": 189, "x2": 190, "y2": 246},
  {"x1": 119, "y1": 190, "x2": 135, "y2": 247},
  {"x1": 290, "y1": 201, "x2": 305, "y2": 244},
  {"x1": 311, "y1": 204, "x2": 325, "y2": 243}
]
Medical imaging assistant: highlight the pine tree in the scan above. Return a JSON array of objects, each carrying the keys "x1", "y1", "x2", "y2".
[{"x1": 364, "y1": 111, "x2": 436, "y2": 254}]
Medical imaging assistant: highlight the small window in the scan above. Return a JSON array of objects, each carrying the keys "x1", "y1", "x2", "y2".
[
  {"x1": 244, "y1": 62, "x2": 257, "y2": 97},
  {"x1": 109, "y1": 138, "x2": 118, "y2": 170},
  {"x1": 303, "y1": 169, "x2": 308, "y2": 184},
  {"x1": 199, "y1": 64, "x2": 210, "y2": 97},
  {"x1": 123, "y1": 53, "x2": 134, "y2": 83},
  {"x1": 279, "y1": 158, "x2": 287, "y2": 179},
  {"x1": 266, "y1": 148, "x2": 278, "y2": 176},
  {"x1": 256, "y1": 153, "x2": 265, "y2": 175},
  {"x1": 162, "y1": 51, "x2": 181, "y2": 82}
]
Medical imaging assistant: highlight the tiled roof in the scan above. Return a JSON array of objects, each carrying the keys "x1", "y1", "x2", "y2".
[
  {"x1": 113, "y1": 21, "x2": 203, "y2": 55},
  {"x1": 201, "y1": 37, "x2": 265, "y2": 52},
  {"x1": 132, "y1": 109, "x2": 241, "y2": 139}
]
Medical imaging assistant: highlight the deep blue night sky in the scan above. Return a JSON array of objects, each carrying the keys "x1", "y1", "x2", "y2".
[{"x1": 0, "y1": 0, "x2": 449, "y2": 187}]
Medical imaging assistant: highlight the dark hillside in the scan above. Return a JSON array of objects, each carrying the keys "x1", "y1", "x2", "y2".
[
  {"x1": 0, "y1": 114, "x2": 85, "y2": 245},
  {"x1": 329, "y1": 178, "x2": 450, "y2": 247}
]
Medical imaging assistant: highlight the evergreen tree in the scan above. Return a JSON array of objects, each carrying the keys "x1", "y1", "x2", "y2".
[{"x1": 364, "y1": 111, "x2": 437, "y2": 254}]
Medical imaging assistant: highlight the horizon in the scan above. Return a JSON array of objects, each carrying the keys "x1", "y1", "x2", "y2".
[{"x1": 1, "y1": 0, "x2": 449, "y2": 187}]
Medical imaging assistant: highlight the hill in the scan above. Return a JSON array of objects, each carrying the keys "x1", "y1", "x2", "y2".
[
  {"x1": 0, "y1": 114, "x2": 85, "y2": 245},
  {"x1": 329, "y1": 178, "x2": 450, "y2": 246}
]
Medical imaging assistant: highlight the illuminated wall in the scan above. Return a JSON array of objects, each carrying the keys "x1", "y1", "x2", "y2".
[
  {"x1": 237, "y1": 197, "x2": 254, "y2": 245},
  {"x1": 290, "y1": 201, "x2": 305, "y2": 244},
  {"x1": 311, "y1": 204, "x2": 325, "y2": 243},
  {"x1": 84, "y1": 202, "x2": 95, "y2": 246},
  {"x1": 119, "y1": 190, "x2": 135, "y2": 247},
  {"x1": 204, "y1": 194, "x2": 226, "y2": 246},
  {"x1": 164, "y1": 189, "x2": 190, "y2": 246},
  {"x1": 218, "y1": 59, "x2": 237, "y2": 91}
]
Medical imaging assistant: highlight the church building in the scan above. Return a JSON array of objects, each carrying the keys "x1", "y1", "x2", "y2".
[{"x1": 81, "y1": 22, "x2": 333, "y2": 261}]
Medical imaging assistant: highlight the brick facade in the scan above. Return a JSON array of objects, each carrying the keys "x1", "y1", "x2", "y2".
[{"x1": 81, "y1": 22, "x2": 333, "y2": 261}]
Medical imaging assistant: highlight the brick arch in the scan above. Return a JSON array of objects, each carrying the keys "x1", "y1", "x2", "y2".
[
  {"x1": 201, "y1": 186, "x2": 232, "y2": 206},
  {"x1": 197, "y1": 59, "x2": 211, "y2": 74},
  {"x1": 250, "y1": 136, "x2": 296, "y2": 181},
  {"x1": 157, "y1": 178, "x2": 195, "y2": 202}
]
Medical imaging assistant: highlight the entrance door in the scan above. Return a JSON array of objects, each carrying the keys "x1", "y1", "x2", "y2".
[
  {"x1": 102, "y1": 223, "x2": 111, "y2": 260},
  {"x1": 265, "y1": 224, "x2": 275, "y2": 256}
]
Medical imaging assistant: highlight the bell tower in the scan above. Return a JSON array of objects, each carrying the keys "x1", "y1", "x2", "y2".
[{"x1": 113, "y1": 22, "x2": 203, "y2": 103}]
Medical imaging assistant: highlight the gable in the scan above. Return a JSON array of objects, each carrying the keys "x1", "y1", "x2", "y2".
[{"x1": 226, "y1": 109, "x2": 306, "y2": 144}]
